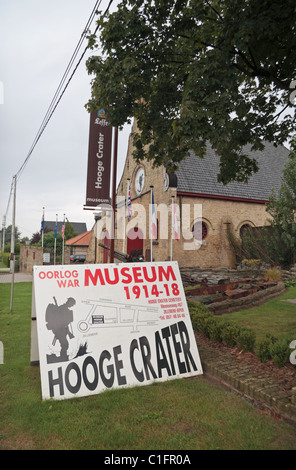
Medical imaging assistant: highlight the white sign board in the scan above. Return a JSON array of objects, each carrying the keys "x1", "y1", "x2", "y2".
[
  {"x1": 32, "y1": 261, "x2": 203, "y2": 400},
  {"x1": 43, "y1": 253, "x2": 50, "y2": 263}
]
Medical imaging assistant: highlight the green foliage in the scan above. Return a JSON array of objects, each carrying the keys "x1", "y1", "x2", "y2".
[
  {"x1": 64, "y1": 221, "x2": 78, "y2": 240},
  {"x1": 270, "y1": 338, "x2": 290, "y2": 368},
  {"x1": 264, "y1": 267, "x2": 282, "y2": 282},
  {"x1": 256, "y1": 334, "x2": 277, "y2": 363},
  {"x1": 2, "y1": 252, "x2": 10, "y2": 268},
  {"x1": 188, "y1": 303, "x2": 212, "y2": 334},
  {"x1": 226, "y1": 144, "x2": 296, "y2": 267},
  {"x1": 221, "y1": 324, "x2": 241, "y2": 347},
  {"x1": 189, "y1": 286, "x2": 296, "y2": 367},
  {"x1": 40, "y1": 231, "x2": 63, "y2": 250},
  {"x1": 86, "y1": 0, "x2": 296, "y2": 184},
  {"x1": 256, "y1": 334, "x2": 291, "y2": 367},
  {"x1": 207, "y1": 319, "x2": 226, "y2": 343},
  {"x1": 0, "y1": 225, "x2": 22, "y2": 244},
  {"x1": 266, "y1": 143, "x2": 296, "y2": 266},
  {"x1": 236, "y1": 327, "x2": 256, "y2": 353},
  {"x1": 188, "y1": 303, "x2": 255, "y2": 352}
]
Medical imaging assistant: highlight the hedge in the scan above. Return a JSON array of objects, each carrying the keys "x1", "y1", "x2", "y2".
[{"x1": 188, "y1": 301, "x2": 291, "y2": 367}]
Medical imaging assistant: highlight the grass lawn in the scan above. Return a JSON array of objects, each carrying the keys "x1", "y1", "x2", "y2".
[
  {"x1": 219, "y1": 286, "x2": 296, "y2": 343},
  {"x1": 1, "y1": 282, "x2": 296, "y2": 450}
]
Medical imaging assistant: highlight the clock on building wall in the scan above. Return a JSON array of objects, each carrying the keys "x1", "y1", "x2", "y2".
[
  {"x1": 163, "y1": 169, "x2": 178, "y2": 191},
  {"x1": 135, "y1": 167, "x2": 145, "y2": 195},
  {"x1": 163, "y1": 172, "x2": 169, "y2": 191}
]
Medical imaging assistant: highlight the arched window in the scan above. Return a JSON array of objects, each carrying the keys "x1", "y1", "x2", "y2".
[
  {"x1": 192, "y1": 221, "x2": 208, "y2": 241},
  {"x1": 239, "y1": 224, "x2": 251, "y2": 238}
]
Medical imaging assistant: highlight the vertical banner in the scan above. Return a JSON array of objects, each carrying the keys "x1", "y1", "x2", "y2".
[
  {"x1": 32, "y1": 261, "x2": 203, "y2": 401},
  {"x1": 85, "y1": 108, "x2": 112, "y2": 207}
]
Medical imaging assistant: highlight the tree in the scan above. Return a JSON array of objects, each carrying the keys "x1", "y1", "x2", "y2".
[
  {"x1": 266, "y1": 141, "x2": 296, "y2": 266},
  {"x1": 30, "y1": 232, "x2": 41, "y2": 245},
  {"x1": 0, "y1": 225, "x2": 22, "y2": 245},
  {"x1": 64, "y1": 221, "x2": 78, "y2": 241},
  {"x1": 86, "y1": 0, "x2": 296, "y2": 184},
  {"x1": 40, "y1": 232, "x2": 63, "y2": 252}
]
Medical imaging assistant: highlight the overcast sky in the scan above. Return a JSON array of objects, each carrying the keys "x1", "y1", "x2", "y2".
[{"x1": 0, "y1": 0, "x2": 131, "y2": 240}]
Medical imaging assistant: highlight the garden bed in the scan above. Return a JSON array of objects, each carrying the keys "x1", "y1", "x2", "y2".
[
  {"x1": 195, "y1": 331, "x2": 296, "y2": 394},
  {"x1": 186, "y1": 280, "x2": 286, "y2": 314}
]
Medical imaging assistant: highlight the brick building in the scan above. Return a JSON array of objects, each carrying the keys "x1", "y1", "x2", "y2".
[
  {"x1": 89, "y1": 121, "x2": 289, "y2": 268},
  {"x1": 66, "y1": 231, "x2": 91, "y2": 257}
]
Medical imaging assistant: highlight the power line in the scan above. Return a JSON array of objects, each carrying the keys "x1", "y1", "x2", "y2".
[
  {"x1": 3, "y1": 0, "x2": 115, "y2": 225},
  {"x1": 16, "y1": 0, "x2": 103, "y2": 181}
]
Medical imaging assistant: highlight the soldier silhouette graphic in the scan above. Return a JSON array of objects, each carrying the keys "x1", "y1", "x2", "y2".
[{"x1": 45, "y1": 297, "x2": 75, "y2": 363}]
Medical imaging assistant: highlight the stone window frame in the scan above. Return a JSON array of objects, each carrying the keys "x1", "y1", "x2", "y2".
[
  {"x1": 191, "y1": 218, "x2": 210, "y2": 243},
  {"x1": 236, "y1": 220, "x2": 256, "y2": 238}
]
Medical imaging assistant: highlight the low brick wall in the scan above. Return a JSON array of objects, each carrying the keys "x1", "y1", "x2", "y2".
[
  {"x1": 207, "y1": 282, "x2": 287, "y2": 315},
  {"x1": 19, "y1": 246, "x2": 43, "y2": 273},
  {"x1": 180, "y1": 265, "x2": 296, "y2": 286},
  {"x1": 198, "y1": 339, "x2": 296, "y2": 426}
]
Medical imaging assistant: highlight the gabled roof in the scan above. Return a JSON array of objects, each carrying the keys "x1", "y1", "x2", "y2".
[
  {"x1": 176, "y1": 141, "x2": 289, "y2": 202},
  {"x1": 66, "y1": 231, "x2": 92, "y2": 247},
  {"x1": 44, "y1": 221, "x2": 87, "y2": 235}
]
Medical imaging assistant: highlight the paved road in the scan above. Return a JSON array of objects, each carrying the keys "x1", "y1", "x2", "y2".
[{"x1": 0, "y1": 271, "x2": 33, "y2": 283}]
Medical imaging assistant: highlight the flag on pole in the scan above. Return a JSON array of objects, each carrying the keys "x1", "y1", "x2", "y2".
[
  {"x1": 54, "y1": 215, "x2": 58, "y2": 239},
  {"x1": 40, "y1": 208, "x2": 45, "y2": 234},
  {"x1": 151, "y1": 189, "x2": 157, "y2": 239},
  {"x1": 172, "y1": 198, "x2": 179, "y2": 241},
  {"x1": 127, "y1": 180, "x2": 132, "y2": 221},
  {"x1": 61, "y1": 216, "x2": 66, "y2": 239},
  {"x1": 62, "y1": 214, "x2": 66, "y2": 265}
]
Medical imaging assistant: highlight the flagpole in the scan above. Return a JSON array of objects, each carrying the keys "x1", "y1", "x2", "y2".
[
  {"x1": 123, "y1": 199, "x2": 126, "y2": 254},
  {"x1": 171, "y1": 195, "x2": 174, "y2": 261},
  {"x1": 62, "y1": 213, "x2": 65, "y2": 265},
  {"x1": 41, "y1": 207, "x2": 45, "y2": 248},
  {"x1": 150, "y1": 185, "x2": 153, "y2": 262},
  {"x1": 124, "y1": 178, "x2": 130, "y2": 253},
  {"x1": 54, "y1": 214, "x2": 58, "y2": 265}
]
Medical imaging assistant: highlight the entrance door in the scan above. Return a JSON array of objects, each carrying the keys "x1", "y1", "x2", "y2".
[
  {"x1": 103, "y1": 231, "x2": 110, "y2": 263},
  {"x1": 127, "y1": 227, "x2": 143, "y2": 256}
]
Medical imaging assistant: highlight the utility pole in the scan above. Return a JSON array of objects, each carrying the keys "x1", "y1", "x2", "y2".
[
  {"x1": 1, "y1": 215, "x2": 6, "y2": 261},
  {"x1": 10, "y1": 175, "x2": 17, "y2": 312}
]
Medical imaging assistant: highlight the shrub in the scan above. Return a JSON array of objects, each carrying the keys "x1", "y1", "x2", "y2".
[
  {"x1": 264, "y1": 267, "x2": 282, "y2": 282},
  {"x1": 256, "y1": 334, "x2": 278, "y2": 362},
  {"x1": 237, "y1": 327, "x2": 256, "y2": 352},
  {"x1": 2, "y1": 252, "x2": 10, "y2": 268},
  {"x1": 188, "y1": 302, "x2": 212, "y2": 333},
  {"x1": 198, "y1": 314, "x2": 213, "y2": 338},
  {"x1": 188, "y1": 301, "x2": 211, "y2": 315},
  {"x1": 257, "y1": 339, "x2": 272, "y2": 363},
  {"x1": 207, "y1": 318, "x2": 225, "y2": 343},
  {"x1": 270, "y1": 338, "x2": 290, "y2": 368},
  {"x1": 242, "y1": 258, "x2": 262, "y2": 270},
  {"x1": 191, "y1": 312, "x2": 204, "y2": 333},
  {"x1": 221, "y1": 324, "x2": 241, "y2": 347}
]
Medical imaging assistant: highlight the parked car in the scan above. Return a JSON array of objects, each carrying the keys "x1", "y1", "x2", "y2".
[{"x1": 70, "y1": 254, "x2": 86, "y2": 263}]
